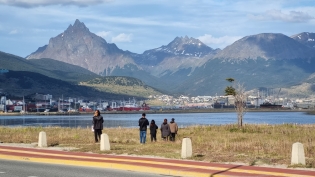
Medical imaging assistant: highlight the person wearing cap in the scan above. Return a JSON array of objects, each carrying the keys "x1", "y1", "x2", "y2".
[{"x1": 169, "y1": 118, "x2": 178, "y2": 142}]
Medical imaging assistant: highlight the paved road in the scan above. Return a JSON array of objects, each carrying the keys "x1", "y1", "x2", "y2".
[
  {"x1": 0, "y1": 159, "x2": 166, "y2": 177},
  {"x1": 1, "y1": 145, "x2": 315, "y2": 177}
]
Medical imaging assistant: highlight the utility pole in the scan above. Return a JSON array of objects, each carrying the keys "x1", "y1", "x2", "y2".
[
  {"x1": 4, "y1": 95, "x2": 7, "y2": 113},
  {"x1": 62, "y1": 94, "x2": 63, "y2": 111},
  {"x1": 36, "y1": 97, "x2": 38, "y2": 112},
  {"x1": 23, "y1": 96, "x2": 25, "y2": 112},
  {"x1": 74, "y1": 98, "x2": 76, "y2": 111},
  {"x1": 58, "y1": 98, "x2": 60, "y2": 112}
]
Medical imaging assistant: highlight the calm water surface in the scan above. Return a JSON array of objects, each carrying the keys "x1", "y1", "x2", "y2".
[{"x1": 0, "y1": 112, "x2": 314, "y2": 128}]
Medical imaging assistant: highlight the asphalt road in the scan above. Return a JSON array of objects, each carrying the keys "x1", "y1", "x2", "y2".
[{"x1": 0, "y1": 159, "x2": 169, "y2": 177}]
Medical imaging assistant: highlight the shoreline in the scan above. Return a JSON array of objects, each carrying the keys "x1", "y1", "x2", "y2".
[{"x1": 0, "y1": 108, "x2": 314, "y2": 116}]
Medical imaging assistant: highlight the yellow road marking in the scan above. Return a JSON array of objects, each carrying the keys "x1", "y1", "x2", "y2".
[
  {"x1": 0, "y1": 154, "x2": 210, "y2": 177},
  {"x1": 0, "y1": 148, "x2": 313, "y2": 177}
]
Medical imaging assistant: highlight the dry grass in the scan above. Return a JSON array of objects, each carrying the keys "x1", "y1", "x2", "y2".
[{"x1": 1, "y1": 124, "x2": 315, "y2": 168}]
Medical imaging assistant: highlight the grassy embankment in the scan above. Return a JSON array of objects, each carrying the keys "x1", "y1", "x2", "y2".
[{"x1": 1, "y1": 124, "x2": 315, "y2": 168}]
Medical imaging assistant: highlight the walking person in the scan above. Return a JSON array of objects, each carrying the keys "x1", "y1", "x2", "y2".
[
  {"x1": 149, "y1": 120, "x2": 158, "y2": 142},
  {"x1": 169, "y1": 118, "x2": 178, "y2": 142},
  {"x1": 160, "y1": 118, "x2": 170, "y2": 141},
  {"x1": 92, "y1": 110, "x2": 104, "y2": 143},
  {"x1": 138, "y1": 113, "x2": 149, "y2": 144}
]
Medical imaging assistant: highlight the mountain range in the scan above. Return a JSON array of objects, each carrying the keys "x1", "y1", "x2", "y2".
[{"x1": 13, "y1": 19, "x2": 315, "y2": 97}]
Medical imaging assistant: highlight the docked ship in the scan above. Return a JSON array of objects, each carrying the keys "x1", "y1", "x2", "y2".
[
  {"x1": 118, "y1": 101, "x2": 150, "y2": 111},
  {"x1": 213, "y1": 102, "x2": 235, "y2": 109},
  {"x1": 259, "y1": 102, "x2": 282, "y2": 109},
  {"x1": 79, "y1": 106, "x2": 93, "y2": 112}
]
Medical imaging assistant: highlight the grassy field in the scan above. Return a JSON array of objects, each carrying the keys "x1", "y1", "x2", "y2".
[{"x1": 1, "y1": 124, "x2": 315, "y2": 168}]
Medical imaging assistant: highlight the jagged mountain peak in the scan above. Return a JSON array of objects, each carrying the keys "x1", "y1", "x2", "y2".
[
  {"x1": 173, "y1": 35, "x2": 197, "y2": 42},
  {"x1": 143, "y1": 36, "x2": 214, "y2": 58},
  {"x1": 74, "y1": 19, "x2": 83, "y2": 26},
  {"x1": 132, "y1": 35, "x2": 218, "y2": 69},
  {"x1": 64, "y1": 19, "x2": 90, "y2": 35},
  {"x1": 214, "y1": 33, "x2": 314, "y2": 60},
  {"x1": 168, "y1": 36, "x2": 206, "y2": 49},
  {"x1": 26, "y1": 19, "x2": 135, "y2": 75}
]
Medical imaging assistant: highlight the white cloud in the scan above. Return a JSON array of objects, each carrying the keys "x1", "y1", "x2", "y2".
[
  {"x1": 197, "y1": 34, "x2": 242, "y2": 49},
  {"x1": 0, "y1": 0, "x2": 112, "y2": 8},
  {"x1": 111, "y1": 33, "x2": 132, "y2": 43},
  {"x1": 9, "y1": 29, "x2": 18, "y2": 34},
  {"x1": 250, "y1": 9, "x2": 314, "y2": 23},
  {"x1": 96, "y1": 31, "x2": 111, "y2": 38}
]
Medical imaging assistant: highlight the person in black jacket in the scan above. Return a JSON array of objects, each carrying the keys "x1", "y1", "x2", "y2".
[
  {"x1": 138, "y1": 113, "x2": 149, "y2": 144},
  {"x1": 149, "y1": 119, "x2": 158, "y2": 142},
  {"x1": 92, "y1": 110, "x2": 104, "y2": 143}
]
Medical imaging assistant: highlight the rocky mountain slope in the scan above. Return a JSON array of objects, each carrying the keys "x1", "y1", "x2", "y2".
[
  {"x1": 154, "y1": 33, "x2": 315, "y2": 95},
  {"x1": 291, "y1": 32, "x2": 315, "y2": 48},
  {"x1": 132, "y1": 36, "x2": 220, "y2": 78},
  {"x1": 26, "y1": 19, "x2": 136, "y2": 76},
  {"x1": 26, "y1": 19, "x2": 166, "y2": 89},
  {"x1": 132, "y1": 36, "x2": 218, "y2": 66},
  {"x1": 24, "y1": 19, "x2": 315, "y2": 96},
  {"x1": 213, "y1": 33, "x2": 315, "y2": 60}
]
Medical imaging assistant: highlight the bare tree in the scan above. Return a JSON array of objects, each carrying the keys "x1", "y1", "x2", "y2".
[
  {"x1": 234, "y1": 82, "x2": 246, "y2": 127},
  {"x1": 225, "y1": 78, "x2": 247, "y2": 127}
]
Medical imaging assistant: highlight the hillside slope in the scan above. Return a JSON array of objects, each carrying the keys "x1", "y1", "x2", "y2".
[
  {"x1": 0, "y1": 70, "x2": 126, "y2": 99},
  {"x1": 80, "y1": 76, "x2": 164, "y2": 98},
  {"x1": 0, "y1": 51, "x2": 97, "y2": 82}
]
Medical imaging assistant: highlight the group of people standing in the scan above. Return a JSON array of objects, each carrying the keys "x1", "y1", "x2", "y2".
[
  {"x1": 91, "y1": 111, "x2": 178, "y2": 144},
  {"x1": 139, "y1": 113, "x2": 178, "y2": 144}
]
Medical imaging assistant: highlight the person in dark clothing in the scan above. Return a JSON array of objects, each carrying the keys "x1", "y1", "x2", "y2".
[
  {"x1": 92, "y1": 110, "x2": 104, "y2": 143},
  {"x1": 160, "y1": 118, "x2": 170, "y2": 141},
  {"x1": 149, "y1": 119, "x2": 158, "y2": 142},
  {"x1": 138, "y1": 113, "x2": 149, "y2": 144}
]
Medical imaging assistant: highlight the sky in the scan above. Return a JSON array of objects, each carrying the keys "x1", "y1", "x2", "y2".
[{"x1": 0, "y1": 0, "x2": 314, "y2": 58}]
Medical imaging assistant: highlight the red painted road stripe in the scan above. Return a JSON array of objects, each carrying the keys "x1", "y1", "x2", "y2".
[
  {"x1": 0, "y1": 150, "x2": 273, "y2": 176},
  {"x1": 1, "y1": 145, "x2": 315, "y2": 176}
]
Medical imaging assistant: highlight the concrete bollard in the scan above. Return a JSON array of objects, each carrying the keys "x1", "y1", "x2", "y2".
[
  {"x1": 291, "y1": 142, "x2": 305, "y2": 165},
  {"x1": 181, "y1": 137, "x2": 192, "y2": 158},
  {"x1": 38, "y1": 131, "x2": 47, "y2": 148},
  {"x1": 100, "y1": 133, "x2": 110, "y2": 151}
]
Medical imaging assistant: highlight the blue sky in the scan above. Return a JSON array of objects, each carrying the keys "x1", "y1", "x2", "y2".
[{"x1": 0, "y1": 0, "x2": 314, "y2": 57}]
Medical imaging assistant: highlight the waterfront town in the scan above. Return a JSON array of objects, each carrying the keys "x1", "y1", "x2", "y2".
[{"x1": 0, "y1": 92, "x2": 314, "y2": 113}]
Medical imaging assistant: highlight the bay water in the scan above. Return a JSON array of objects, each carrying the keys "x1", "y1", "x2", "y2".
[{"x1": 0, "y1": 112, "x2": 314, "y2": 128}]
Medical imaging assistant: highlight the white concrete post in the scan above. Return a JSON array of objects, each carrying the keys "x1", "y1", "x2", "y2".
[
  {"x1": 38, "y1": 131, "x2": 47, "y2": 148},
  {"x1": 100, "y1": 133, "x2": 110, "y2": 151},
  {"x1": 291, "y1": 142, "x2": 305, "y2": 165},
  {"x1": 181, "y1": 137, "x2": 192, "y2": 158}
]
